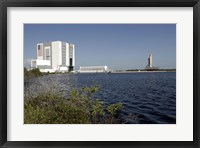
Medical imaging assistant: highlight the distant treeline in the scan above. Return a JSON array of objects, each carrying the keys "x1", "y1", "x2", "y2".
[
  {"x1": 24, "y1": 68, "x2": 46, "y2": 79},
  {"x1": 126, "y1": 69, "x2": 176, "y2": 72},
  {"x1": 24, "y1": 68, "x2": 73, "y2": 79}
]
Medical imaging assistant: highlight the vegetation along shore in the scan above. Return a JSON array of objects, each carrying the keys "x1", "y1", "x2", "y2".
[{"x1": 24, "y1": 69, "x2": 124, "y2": 124}]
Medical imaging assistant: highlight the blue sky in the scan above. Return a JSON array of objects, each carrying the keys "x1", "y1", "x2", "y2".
[{"x1": 24, "y1": 24, "x2": 176, "y2": 70}]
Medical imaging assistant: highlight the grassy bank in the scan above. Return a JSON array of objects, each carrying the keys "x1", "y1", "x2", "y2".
[
  {"x1": 24, "y1": 68, "x2": 73, "y2": 80},
  {"x1": 24, "y1": 68, "x2": 46, "y2": 79},
  {"x1": 24, "y1": 85, "x2": 123, "y2": 124}
]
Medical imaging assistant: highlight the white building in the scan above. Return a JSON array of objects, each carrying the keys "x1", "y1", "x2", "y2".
[
  {"x1": 31, "y1": 41, "x2": 75, "y2": 73},
  {"x1": 79, "y1": 66, "x2": 109, "y2": 73}
]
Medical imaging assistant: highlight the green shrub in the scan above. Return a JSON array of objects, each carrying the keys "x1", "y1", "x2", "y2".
[
  {"x1": 24, "y1": 85, "x2": 123, "y2": 124},
  {"x1": 24, "y1": 68, "x2": 43, "y2": 79},
  {"x1": 107, "y1": 103, "x2": 123, "y2": 115}
]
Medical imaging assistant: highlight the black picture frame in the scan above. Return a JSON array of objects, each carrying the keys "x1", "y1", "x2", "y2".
[{"x1": 0, "y1": 0, "x2": 200, "y2": 147}]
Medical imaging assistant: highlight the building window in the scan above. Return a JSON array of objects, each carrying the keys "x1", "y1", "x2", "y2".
[{"x1": 46, "y1": 48, "x2": 50, "y2": 60}]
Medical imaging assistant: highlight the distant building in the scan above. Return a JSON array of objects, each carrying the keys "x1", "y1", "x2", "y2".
[
  {"x1": 79, "y1": 66, "x2": 109, "y2": 73},
  {"x1": 31, "y1": 41, "x2": 75, "y2": 73},
  {"x1": 148, "y1": 53, "x2": 153, "y2": 68}
]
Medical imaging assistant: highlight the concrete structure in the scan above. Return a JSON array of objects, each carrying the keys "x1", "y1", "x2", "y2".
[
  {"x1": 31, "y1": 41, "x2": 75, "y2": 72},
  {"x1": 79, "y1": 66, "x2": 109, "y2": 73}
]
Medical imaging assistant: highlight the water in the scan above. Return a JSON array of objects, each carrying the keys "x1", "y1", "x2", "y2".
[{"x1": 24, "y1": 72, "x2": 176, "y2": 124}]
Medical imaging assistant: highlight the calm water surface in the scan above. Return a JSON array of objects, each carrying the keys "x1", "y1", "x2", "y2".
[{"x1": 25, "y1": 72, "x2": 176, "y2": 124}]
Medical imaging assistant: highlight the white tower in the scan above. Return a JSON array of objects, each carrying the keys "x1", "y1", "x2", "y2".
[{"x1": 148, "y1": 53, "x2": 152, "y2": 68}]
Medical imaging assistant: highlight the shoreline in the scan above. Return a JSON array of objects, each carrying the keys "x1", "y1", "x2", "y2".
[
  {"x1": 76, "y1": 71, "x2": 176, "y2": 74},
  {"x1": 111, "y1": 71, "x2": 175, "y2": 74}
]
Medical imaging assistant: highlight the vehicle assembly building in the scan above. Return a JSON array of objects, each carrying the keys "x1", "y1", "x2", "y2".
[{"x1": 31, "y1": 41, "x2": 75, "y2": 72}]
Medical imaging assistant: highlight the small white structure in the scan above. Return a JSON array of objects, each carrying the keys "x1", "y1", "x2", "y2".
[
  {"x1": 31, "y1": 41, "x2": 75, "y2": 73},
  {"x1": 148, "y1": 53, "x2": 153, "y2": 68},
  {"x1": 79, "y1": 66, "x2": 109, "y2": 73}
]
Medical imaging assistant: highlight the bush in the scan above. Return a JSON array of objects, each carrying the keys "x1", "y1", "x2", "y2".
[
  {"x1": 24, "y1": 68, "x2": 43, "y2": 79},
  {"x1": 24, "y1": 85, "x2": 123, "y2": 124}
]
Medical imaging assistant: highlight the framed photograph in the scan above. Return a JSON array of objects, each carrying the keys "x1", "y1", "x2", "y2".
[{"x1": 1, "y1": 0, "x2": 200, "y2": 147}]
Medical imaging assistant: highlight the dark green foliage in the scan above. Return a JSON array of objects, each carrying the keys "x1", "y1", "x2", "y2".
[
  {"x1": 107, "y1": 103, "x2": 123, "y2": 115},
  {"x1": 24, "y1": 86, "x2": 123, "y2": 124},
  {"x1": 24, "y1": 68, "x2": 43, "y2": 79}
]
